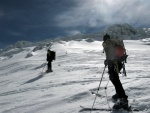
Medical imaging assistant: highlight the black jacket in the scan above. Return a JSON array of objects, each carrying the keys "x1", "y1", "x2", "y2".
[{"x1": 47, "y1": 51, "x2": 53, "y2": 62}]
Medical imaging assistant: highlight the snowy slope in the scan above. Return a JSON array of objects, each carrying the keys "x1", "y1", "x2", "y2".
[{"x1": 0, "y1": 39, "x2": 150, "y2": 113}]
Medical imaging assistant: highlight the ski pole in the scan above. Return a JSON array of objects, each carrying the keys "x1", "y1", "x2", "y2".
[
  {"x1": 90, "y1": 65, "x2": 107, "y2": 113},
  {"x1": 104, "y1": 79, "x2": 112, "y2": 110}
]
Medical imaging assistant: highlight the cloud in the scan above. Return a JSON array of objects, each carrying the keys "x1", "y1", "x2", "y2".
[
  {"x1": 65, "y1": 30, "x2": 82, "y2": 36},
  {"x1": 55, "y1": 0, "x2": 150, "y2": 29},
  {"x1": 0, "y1": 0, "x2": 150, "y2": 47}
]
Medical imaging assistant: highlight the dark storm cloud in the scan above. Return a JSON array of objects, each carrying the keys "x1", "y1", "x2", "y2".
[
  {"x1": 0, "y1": 0, "x2": 83, "y2": 47},
  {"x1": 0, "y1": 0, "x2": 150, "y2": 48}
]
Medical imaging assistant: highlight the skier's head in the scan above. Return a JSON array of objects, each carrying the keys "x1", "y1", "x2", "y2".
[
  {"x1": 103, "y1": 33, "x2": 110, "y2": 41},
  {"x1": 47, "y1": 49, "x2": 51, "y2": 52}
]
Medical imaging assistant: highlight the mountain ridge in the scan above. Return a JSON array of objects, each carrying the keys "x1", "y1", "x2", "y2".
[{"x1": 0, "y1": 23, "x2": 150, "y2": 55}]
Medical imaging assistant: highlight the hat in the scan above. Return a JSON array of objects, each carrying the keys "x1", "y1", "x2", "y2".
[
  {"x1": 103, "y1": 33, "x2": 110, "y2": 41},
  {"x1": 47, "y1": 49, "x2": 50, "y2": 52}
]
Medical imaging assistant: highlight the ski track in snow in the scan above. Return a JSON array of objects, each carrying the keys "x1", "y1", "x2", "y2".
[{"x1": 0, "y1": 40, "x2": 150, "y2": 113}]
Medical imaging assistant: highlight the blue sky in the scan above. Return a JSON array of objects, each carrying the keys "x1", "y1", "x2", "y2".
[{"x1": 0, "y1": 0, "x2": 150, "y2": 48}]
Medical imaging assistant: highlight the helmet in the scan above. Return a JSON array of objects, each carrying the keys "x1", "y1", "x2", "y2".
[{"x1": 103, "y1": 33, "x2": 110, "y2": 41}]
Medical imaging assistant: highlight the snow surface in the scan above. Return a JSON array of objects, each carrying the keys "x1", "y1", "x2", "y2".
[{"x1": 0, "y1": 39, "x2": 150, "y2": 113}]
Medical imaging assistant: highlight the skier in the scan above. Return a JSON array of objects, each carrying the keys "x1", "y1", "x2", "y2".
[
  {"x1": 46, "y1": 49, "x2": 53, "y2": 73},
  {"x1": 102, "y1": 34, "x2": 128, "y2": 110}
]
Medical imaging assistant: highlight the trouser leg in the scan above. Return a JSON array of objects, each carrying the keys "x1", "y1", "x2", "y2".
[
  {"x1": 48, "y1": 61, "x2": 52, "y2": 71},
  {"x1": 108, "y1": 61, "x2": 128, "y2": 99}
]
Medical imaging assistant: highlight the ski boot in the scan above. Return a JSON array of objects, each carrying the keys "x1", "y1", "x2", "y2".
[
  {"x1": 113, "y1": 98, "x2": 128, "y2": 110},
  {"x1": 46, "y1": 69, "x2": 53, "y2": 73}
]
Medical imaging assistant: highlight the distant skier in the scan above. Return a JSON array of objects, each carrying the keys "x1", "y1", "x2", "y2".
[
  {"x1": 102, "y1": 34, "x2": 128, "y2": 110},
  {"x1": 46, "y1": 49, "x2": 55, "y2": 73}
]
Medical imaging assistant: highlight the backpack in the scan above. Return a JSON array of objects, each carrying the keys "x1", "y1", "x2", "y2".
[
  {"x1": 112, "y1": 38, "x2": 125, "y2": 56},
  {"x1": 111, "y1": 38, "x2": 127, "y2": 62},
  {"x1": 51, "y1": 51, "x2": 56, "y2": 61}
]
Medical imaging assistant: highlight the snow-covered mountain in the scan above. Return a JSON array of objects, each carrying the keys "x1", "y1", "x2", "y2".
[
  {"x1": 0, "y1": 37, "x2": 150, "y2": 113},
  {"x1": 1, "y1": 23, "x2": 150, "y2": 51},
  {"x1": 59, "y1": 23, "x2": 150, "y2": 41}
]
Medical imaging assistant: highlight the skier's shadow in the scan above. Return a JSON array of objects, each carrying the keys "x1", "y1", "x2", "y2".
[{"x1": 24, "y1": 74, "x2": 44, "y2": 84}]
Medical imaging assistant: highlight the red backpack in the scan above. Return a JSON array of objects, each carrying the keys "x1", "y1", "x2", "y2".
[
  {"x1": 111, "y1": 38, "x2": 127, "y2": 62},
  {"x1": 115, "y1": 45, "x2": 125, "y2": 57}
]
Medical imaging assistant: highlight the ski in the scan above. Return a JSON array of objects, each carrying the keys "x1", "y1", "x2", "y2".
[
  {"x1": 40, "y1": 71, "x2": 53, "y2": 75},
  {"x1": 79, "y1": 105, "x2": 111, "y2": 112},
  {"x1": 90, "y1": 92, "x2": 140, "y2": 112},
  {"x1": 79, "y1": 105, "x2": 140, "y2": 112}
]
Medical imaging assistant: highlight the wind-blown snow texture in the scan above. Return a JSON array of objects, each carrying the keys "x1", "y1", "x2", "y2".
[{"x1": 0, "y1": 38, "x2": 150, "y2": 113}]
